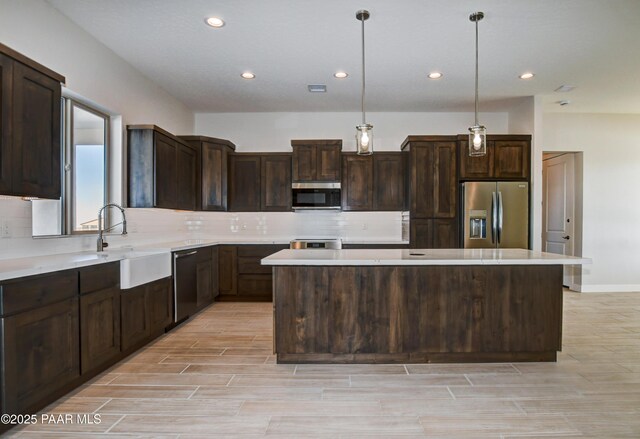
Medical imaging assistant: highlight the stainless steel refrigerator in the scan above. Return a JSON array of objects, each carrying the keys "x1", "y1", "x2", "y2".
[{"x1": 462, "y1": 181, "x2": 529, "y2": 249}]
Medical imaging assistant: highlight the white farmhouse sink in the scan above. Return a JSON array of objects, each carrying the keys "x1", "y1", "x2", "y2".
[{"x1": 101, "y1": 249, "x2": 172, "y2": 289}]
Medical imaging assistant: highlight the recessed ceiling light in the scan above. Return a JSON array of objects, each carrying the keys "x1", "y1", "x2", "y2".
[
  {"x1": 205, "y1": 17, "x2": 225, "y2": 28},
  {"x1": 555, "y1": 85, "x2": 575, "y2": 92},
  {"x1": 308, "y1": 84, "x2": 327, "y2": 93},
  {"x1": 427, "y1": 72, "x2": 443, "y2": 80},
  {"x1": 334, "y1": 72, "x2": 348, "y2": 79},
  {"x1": 519, "y1": 72, "x2": 535, "y2": 80},
  {"x1": 241, "y1": 72, "x2": 255, "y2": 79}
]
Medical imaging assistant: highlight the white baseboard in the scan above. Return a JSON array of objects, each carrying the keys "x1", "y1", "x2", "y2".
[{"x1": 572, "y1": 284, "x2": 640, "y2": 293}]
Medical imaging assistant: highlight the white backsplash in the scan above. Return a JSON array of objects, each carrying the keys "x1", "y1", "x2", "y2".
[{"x1": 0, "y1": 197, "x2": 403, "y2": 260}]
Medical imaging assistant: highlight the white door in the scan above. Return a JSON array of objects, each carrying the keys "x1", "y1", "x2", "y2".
[{"x1": 542, "y1": 153, "x2": 575, "y2": 286}]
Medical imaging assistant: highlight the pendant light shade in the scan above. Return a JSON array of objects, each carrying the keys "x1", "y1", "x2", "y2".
[
  {"x1": 356, "y1": 10, "x2": 373, "y2": 155},
  {"x1": 468, "y1": 11, "x2": 486, "y2": 157}
]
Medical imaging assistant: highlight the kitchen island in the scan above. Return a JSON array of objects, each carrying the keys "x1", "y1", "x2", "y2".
[{"x1": 262, "y1": 248, "x2": 590, "y2": 364}]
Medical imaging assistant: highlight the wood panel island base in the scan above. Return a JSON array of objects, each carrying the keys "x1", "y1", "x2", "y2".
[{"x1": 262, "y1": 249, "x2": 591, "y2": 364}]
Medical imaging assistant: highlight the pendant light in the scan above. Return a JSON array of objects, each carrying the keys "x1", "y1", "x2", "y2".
[
  {"x1": 468, "y1": 11, "x2": 486, "y2": 157},
  {"x1": 356, "y1": 10, "x2": 372, "y2": 155}
]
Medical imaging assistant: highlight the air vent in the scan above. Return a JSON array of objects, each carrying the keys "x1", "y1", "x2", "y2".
[
  {"x1": 308, "y1": 84, "x2": 327, "y2": 93},
  {"x1": 555, "y1": 85, "x2": 575, "y2": 93}
]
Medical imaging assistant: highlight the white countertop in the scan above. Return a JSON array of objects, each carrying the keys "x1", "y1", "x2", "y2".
[
  {"x1": 261, "y1": 248, "x2": 592, "y2": 266},
  {"x1": 0, "y1": 238, "x2": 410, "y2": 281}
]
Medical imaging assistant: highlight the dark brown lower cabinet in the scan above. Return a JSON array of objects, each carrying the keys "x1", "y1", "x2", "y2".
[
  {"x1": 410, "y1": 218, "x2": 458, "y2": 249},
  {"x1": 79, "y1": 262, "x2": 121, "y2": 375},
  {"x1": 218, "y1": 244, "x2": 286, "y2": 302},
  {"x1": 121, "y1": 277, "x2": 172, "y2": 353},
  {"x1": 218, "y1": 245, "x2": 238, "y2": 297},
  {"x1": 1, "y1": 297, "x2": 80, "y2": 414},
  {"x1": 80, "y1": 287, "x2": 120, "y2": 374},
  {"x1": 196, "y1": 246, "x2": 219, "y2": 309}
]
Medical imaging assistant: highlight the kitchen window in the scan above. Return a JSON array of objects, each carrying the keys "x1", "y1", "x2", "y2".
[{"x1": 32, "y1": 97, "x2": 110, "y2": 236}]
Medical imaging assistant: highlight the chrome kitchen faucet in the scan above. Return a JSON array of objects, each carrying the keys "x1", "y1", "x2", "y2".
[{"x1": 96, "y1": 203, "x2": 128, "y2": 252}]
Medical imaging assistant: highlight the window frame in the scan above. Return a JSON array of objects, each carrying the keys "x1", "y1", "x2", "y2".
[{"x1": 62, "y1": 97, "x2": 110, "y2": 235}]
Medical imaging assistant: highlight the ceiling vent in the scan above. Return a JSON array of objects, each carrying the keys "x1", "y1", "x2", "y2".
[
  {"x1": 308, "y1": 84, "x2": 327, "y2": 93},
  {"x1": 555, "y1": 85, "x2": 575, "y2": 93}
]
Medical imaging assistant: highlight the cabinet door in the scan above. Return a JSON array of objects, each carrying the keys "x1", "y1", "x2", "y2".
[
  {"x1": 229, "y1": 155, "x2": 261, "y2": 211},
  {"x1": 261, "y1": 154, "x2": 292, "y2": 211},
  {"x1": 410, "y1": 144, "x2": 434, "y2": 218},
  {"x1": 218, "y1": 246, "x2": 237, "y2": 296},
  {"x1": 432, "y1": 142, "x2": 456, "y2": 218},
  {"x1": 154, "y1": 132, "x2": 178, "y2": 208},
  {"x1": 147, "y1": 278, "x2": 172, "y2": 334},
  {"x1": 80, "y1": 287, "x2": 120, "y2": 374},
  {"x1": 494, "y1": 140, "x2": 529, "y2": 179},
  {"x1": 432, "y1": 218, "x2": 458, "y2": 249},
  {"x1": 121, "y1": 285, "x2": 149, "y2": 351},
  {"x1": 341, "y1": 154, "x2": 373, "y2": 211},
  {"x1": 197, "y1": 258, "x2": 213, "y2": 308},
  {"x1": 202, "y1": 142, "x2": 228, "y2": 211},
  {"x1": 316, "y1": 145, "x2": 341, "y2": 181},
  {"x1": 292, "y1": 145, "x2": 316, "y2": 181},
  {"x1": 410, "y1": 218, "x2": 432, "y2": 248},
  {"x1": 0, "y1": 54, "x2": 11, "y2": 194},
  {"x1": 373, "y1": 153, "x2": 404, "y2": 211},
  {"x1": 211, "y1": 246, "x2": 220, "y2": 299},
  {"x1": 459, "y1": 140, "x2": 494, "y2": 179},
  {"x1": 11, "y1": 62, "x2": 61, "y2": 199},
  {"x1": 2, "y1": 298, "x2": 79, "y2": 414},
  {"x1": 176, "y1": 142, "x2": 197, "y2": 210}
]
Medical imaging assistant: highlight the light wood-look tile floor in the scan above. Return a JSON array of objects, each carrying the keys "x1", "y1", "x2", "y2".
[{"x1": 6, "y1": 291, "x2": 640, "y2": 438}]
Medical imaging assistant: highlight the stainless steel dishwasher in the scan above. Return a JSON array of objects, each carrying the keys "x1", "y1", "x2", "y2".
[{"x1": 173, "y1": 249, "x2": 198, "y2": 322}]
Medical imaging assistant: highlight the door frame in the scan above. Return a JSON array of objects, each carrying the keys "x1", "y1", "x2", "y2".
[{"x1": 542, "y1": 151, "x2": 584, "y2": 291}]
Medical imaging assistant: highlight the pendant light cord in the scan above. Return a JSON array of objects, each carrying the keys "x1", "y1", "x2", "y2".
[
  {"x1": 361, "y1": 15, "x2": 366, "y2": 125},
  {"x1": 474, "y1": 17, "x2": 479, "y2": 126}
]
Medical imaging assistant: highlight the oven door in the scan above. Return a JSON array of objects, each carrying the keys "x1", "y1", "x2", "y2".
[{"x1": 292, "y1": 183, "x2": 341, "y2": 210}]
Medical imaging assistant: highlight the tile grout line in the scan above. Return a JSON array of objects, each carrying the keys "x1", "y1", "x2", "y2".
[
  {"x1": 187, "y1": 385, "x2": 200, "y2": 399},
  {"x1": 92, "y1": 398, "x2": 112, "y2": 413},
  {"x1": 446, "y1": 386, "x2": 456, "y2": 400},
  {"x1": 103, "y1": 414, "x2": 126, "y2": 434}
]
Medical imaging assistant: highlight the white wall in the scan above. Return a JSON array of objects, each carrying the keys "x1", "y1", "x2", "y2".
[
  {"x1": 0, "y1": 0, "x2": 195, "y2": 256},
  {"x1": 0, "y1": 0, "x2": 194, "y2": 134},
  {"x1": 195, "y1": 112, "x2": 509, "y2": 151},
  {"x1": 541, "y1": 112, "x2": 640, "y2": 292}
]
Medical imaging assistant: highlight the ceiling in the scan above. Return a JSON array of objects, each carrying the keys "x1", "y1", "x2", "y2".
[{"x1": 47, "y1": 0, "x2": 640, "y2": 114}]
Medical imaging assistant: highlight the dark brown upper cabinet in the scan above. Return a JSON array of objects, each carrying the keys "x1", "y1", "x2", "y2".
[
  {"x1": 291, "y1": 139, "x2": 342, "y2": 182},
  {"x1": 261, "y1": 154, "x2": 292, "y2": 211},
  {"x1": 373, "y1": 152, "x2": 405, "y2": 211},
  {"x1": 180, "y1": 135, "x2": 236, "y2": 211},
  {"x1": 341, "y1": 152, "x2": 405, "y2": 212},
  {"x1": 459, "y1": 135, "x2": 531, "y2": 180},
  {"x1": 228, "y1": 154, "x2": 261, "y2": 211},
  {"x1": 0, "y1": 44, "x2": 64, "y2": 199},
  {"x1": 341, "y1": 154, "x2": 373, "y2": 211},
  {"x1": 127, "y1": 125, "x2": 198, "y2": 210},
  {"x1": 402, "y1": 136, "x2": 457, "y2": 220}
]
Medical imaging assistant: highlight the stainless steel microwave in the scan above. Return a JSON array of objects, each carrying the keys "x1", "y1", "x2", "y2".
[{"x1": 291, "y1": 182, "x2": 341, "y2": 210}]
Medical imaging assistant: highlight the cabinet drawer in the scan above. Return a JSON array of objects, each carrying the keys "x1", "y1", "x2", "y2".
[
  {"x1": 237, "y1": 274, "x2": 272, "y2": 298},
  {"x1": 79, "y1": 262, "x2": 120, "y2": 295},
  {"x1": 237, "y1": 245, "x2": 283, "y2": 258},
  {"x1": 237, "y1": 256, "x2": 271, "y2": 274},
  {"x1": 0, "y1": 270, "x2": 78, "y2": 316}
]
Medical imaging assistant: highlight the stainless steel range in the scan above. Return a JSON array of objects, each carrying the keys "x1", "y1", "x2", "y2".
[{"x1": 289, "y1": 238, "x2": 342, "y2": 250}]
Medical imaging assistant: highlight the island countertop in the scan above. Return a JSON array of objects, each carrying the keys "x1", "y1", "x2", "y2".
[{"x1": 262, "y1": 248, "x2": 591, "y2": 266}]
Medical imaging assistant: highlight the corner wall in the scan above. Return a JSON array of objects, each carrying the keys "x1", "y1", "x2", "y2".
[
  {"x1": 195, "y1": 112, "x2": 509, "y2": 151},
  {"x1": 541, "y1": 112, "x2": 640, "y2": 292}
]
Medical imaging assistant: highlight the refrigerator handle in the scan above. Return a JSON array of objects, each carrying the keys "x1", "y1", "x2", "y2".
[
  {"x1": 491, "y1": 191, "x2": 497, "y2": 244},
  {"x1": 497, "y1": 191, "x2": 504, "y2": 244}
]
